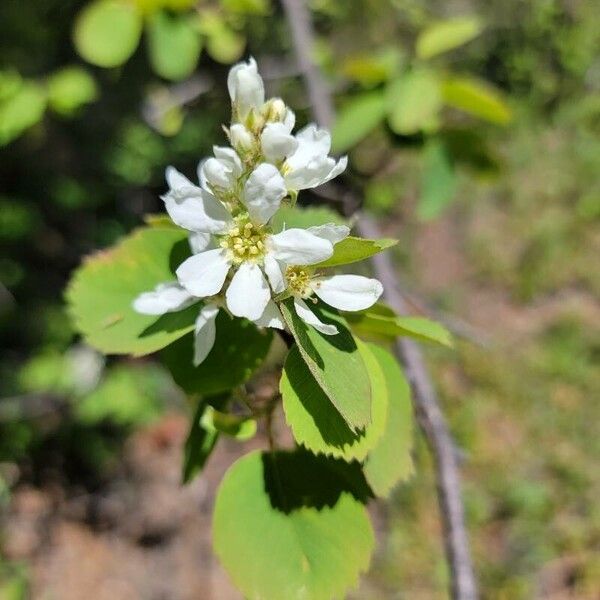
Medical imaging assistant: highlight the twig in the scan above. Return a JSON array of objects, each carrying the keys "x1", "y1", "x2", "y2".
[{"x1": 280, "y1": 1, "x2": 478, "y2": 599}]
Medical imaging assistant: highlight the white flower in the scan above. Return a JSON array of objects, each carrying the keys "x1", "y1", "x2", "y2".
[
  {"x1": 228, "y1": 57, "x2": 265, "y2": 122},
  {"x1": 283, "y1": 124, "x2": 348, "y2": 191},
  {"x1": 229, "y1": 123, "x2": 254, "y2": 154}
]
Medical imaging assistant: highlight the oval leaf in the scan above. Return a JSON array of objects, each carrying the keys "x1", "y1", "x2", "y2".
[
  {"x1": 418, "y1": 138, "x2": 457, "y2": 220},
  {"x1": 416, "y1": 17, "x2": 483, "y2": 60},
  {"x1": 147, "y1": 10, "x2": 202, "y2": 81},
  {"x1": 314, "y1": 236, "x2": 397, "y2": 268},
  {"x1": 0, "y1": 82, "x2": 46, "y2": 146},
  {"x1": 281, "y1": 339, "x2": 387, "y2": 461},
  {"x1": 441, "y1": 76, "x2": 512, "y2": 125},
  {"x1": 66, "y1": 225, "x2": 198, "y2": 356},
  {"x1": 364, "y1": 344, "x2": 414, "y2": 497},
  {"x1": 213, "y1": 450, "x2": 374, "y2": 600},
  {"x1": 74, "y1": 0, "x2": 142, "y2": 68},
  {"x1": 47, "y1": 67, "x2": 98, "y2": 116},
  {"x1": 331, "y1": 91, "x2": 387, "y2": 153}
]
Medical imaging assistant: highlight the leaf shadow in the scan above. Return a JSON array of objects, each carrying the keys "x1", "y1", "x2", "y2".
[{"x1": 139, "y1": 302, "x2": 199, "y2": 338}]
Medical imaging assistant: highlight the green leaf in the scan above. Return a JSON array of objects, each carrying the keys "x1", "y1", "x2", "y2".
[
  {"x1": 441, "y1": 76, "x2": 512, "y2": 125},
  {"x1": 201, "y1": 406, "x2": 257, "y2": 441},
  {"x1": 340, "y1": 49, "x2": 403, "y2": 87},
  {"x1": 0, "y1": 70, "x2": 23, "y2": 101},
  {"x1": 213, "y1": 450, "x2": 374, "y2": 600},
  {"x1": 147, "y1": 10, "x2": 202, "y2": 81},
  {"x1": 74, "y1": 0, "x2": 143, "y2": 68},
  {"x1": 198, "y1": 11, "x2": 245, "y2": 64},
  {"x1": 220, "y1": 0, "x2": 270, "y2": 14},
  {"x1": 386, "y1": 69, "x2": 442, "y2": 135},
  {"x1": 331, "y1": 91, "x2": 387, "y2": 153},
  {"x1": 418, "y1": 138, "x2": 457, "y2": 220},
  {"x1": 66, "y1": 225, "x2": 198, "y2": 356},
  {"x1": 161, "y1": 311, "x2": 273, "y2": 396},
  {"x1": 270, "y1": 205, "x2": 347, "y2": 232},
  {"x1": 280, "y1": 301, "x2": 371, "y2": 431},
  {"x1": 416, "y1": 17, "x2": 483, "y2": 60},
  {"x1": 314, "y1": 236, "x2": 397, "y2": 268},
  {"x1": 345, "y1": 303, "x2": 453, "y2": 347},
  {"x1": 182, "y1": 398, "x2": 221, "y2": 484},
  {"x1": 47, "y1": 67, "x2": 98, "y2": 116},
  {"x1": 364, "y1": 344, "x2": 414, "y2": 497},
  {"x1": 281, "y1": 339, "x2": 387, "y2": 461},
  {"x1": 0, "y1": 82, "x2": 47, "y2": 146}
]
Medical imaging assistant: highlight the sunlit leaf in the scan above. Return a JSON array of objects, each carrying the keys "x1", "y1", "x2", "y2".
[
  {"x1": 74, "y1": 0, "x2": 142, "y2": 68},
  {"x1": 66, "y1": 225, "x2": 198, "y2": 356},
  {"x1": 416, "y1": 17, "x2": 483, "y2": 60},
  {"x1": 314, "y1": 236, "x2": 397, "y2": 268},
  {"x1": 364, "y1": 344, "x2": 414, "y2": 497},
  {"x1": 270, "y1": 205, "x2": 347, "y2": 232},
  {"x1": 0, "y1": 70, "x2": 23, "y2": 102},
  {"x1": 213, "y1": 450, "x2": 374, "y2": 600},
  {"x1": 418, "y1": 138, "x2": 457, "y2": 220},
  {"x1": 198, "y1": 11, "x2": 245, "y2": 64},
  {"x1": 441, "y1": 76, "x2": 512, "y2": 125},
  {"x1": 0, "y1": 82, "x2": 47, "y2": 146},
  {"x1": 331, "y1": 91, "x2": 387, "y2": 153},
  {"x1": 387, "y1": 68, "x2": 442, "y2": 135},
  {"x1": 201, "y1": 406, "x2": 257, "y2": 441},
  {"x1": 220, "y1": 0, "x2": 270, "y2": 15},
  {"x1": 147, "y1": 10, "x2": 202, "y2": 81},
  {"x1": 47, "y1": 67, "x2": 98, "y2": 116},
  {"x1": 281, "y1": 339, "x2": 387, "y2": 461}
]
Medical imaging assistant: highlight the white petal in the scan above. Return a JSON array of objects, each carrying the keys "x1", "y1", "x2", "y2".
[
  {"x1": 283, "y1": 108, "x2": 295, "y2": 132},
  {"x1": 260, "y1": 122, "x2": 299, "y2": 163},
  {"x1": 166, "y1": 165, "x2": 195, "y2": 191},
  {"x1": 312, "y1": 275, "x2": 383, "y2": 311},
  {"x1": 229, "y1": 123, "x2": 254, "y2": 152},
  {"x1": 253, "y1": 299, "x2": 285, "y2": 330},
  {"x1": 243, "y1": 163, "x2": 287, "y2": 225},
  {"x1": 263, "y1": 253, "x2": 286, "y2": 293},
  {"x1": 293, "y1": 298, "x2": 338, "y2": 336},
  {"x1": 176, "y1": 249, "x2": 231, "y2": 297},
  {"x1": 225, "y1": 262, "x2": 271, "y2": 321},
  {"x1": 201, "y1": 157, "x2": 235, "y2": 190},
  {"x1": 132, "y1": 282, "x2": 195, "y2": 315},
  {"x1": 189, "y1": 232, "x2": 213, "y2": 254},
  {"x1": 307, "y1": 223, "x2": 350, "y2": 244},
  {"x1": 163, "y1": 178, "x2": 233, "y2": 234},
  {"x1": 213, "y1": 146, "x2": 243, "y2": 176},
  {"x1": 269, "y1": 228, "x2": 333, "y2": 265},
  {"x1": 193, "y1": 304, "x2": 219, "y2": 366},
  {"x1": 227, "y1": 57, "x2": 265, "y2": 120}
]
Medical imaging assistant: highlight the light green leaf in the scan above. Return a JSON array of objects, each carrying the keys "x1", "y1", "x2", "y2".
[
  {"x1": 213, "y1": 450, "x2": 374, "y2": 600},
  {"x1": 270, "y1": 205, "x2": 347, "y2": 232},
  {"x1": 416, "y1": 17, "x2": 483, "y2": 60},
  {"x1": 340, "y1": 49, "x2": 403, "y2": 87},
  {"x1": 147, "y1": 10, "x2": 202, "y2": 81},
  {"x1": 314, "y1": 236, "x2": 397, "y2": 268},
  {"x1": 220, "y1": 0, "x2": 270, "y2": 14},
  {"x1": 201, "y1": 406, "x2": 257, "y2": 441},
  {"x1": 74, "y1": 0, "x2": 143, "y2": 68},
  {"x1": 441, "y1": 76, "x2": 512, "y2": 125},
  {"x1": 66, "y1": 225, "x2": 198, "y2": 356},
  {"x1": 331, "y1": 91, "x2": 387, "y2": 153},
  {"x1": 280, "y1": 301, "x2": 372, "y2": 431},
  {"x1": 198, "y1": 11, "x2": 245, "y2": 64},
  {"x1": 0, "y1": 82, "x2": 47, "y2": 146},
  {"x1": 345, "y1": 303, "x2": 453, "y2": 347},
  {"x1": 0, "y1": 70, "x2": 23, "y2": 101},
  {"x1": 364, "y1": 344, "x2": 414, "y2": 497},
  {"x1": 47, "y1": 67, "x2": 98, "y2": 116},
  {"x1": 418, "y1": 138, "x2": 457, "y2": 220},
  {"x1": 387, "y1": 69, "x2": 442, "y2": 135},
  {"x1": 161, "y1": 312, "x2": 273, "y2": 396},
  {"x1": 281, "y1": 339, "x2": 387, "y2": 461}
]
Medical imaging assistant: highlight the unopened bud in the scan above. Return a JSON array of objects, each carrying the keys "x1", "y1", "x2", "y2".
[
  {"x1": 229, "y1": 124, "x2": 254, "y2": 153},
  {"x1": 263, "y1": 98, "x2": 287, "y2": 123}
]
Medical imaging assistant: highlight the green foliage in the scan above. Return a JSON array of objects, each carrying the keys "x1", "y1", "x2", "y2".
[
  {"x1": 346, "y1": 303, "x2": 453, "y2": 347},
  {"x1": 281, "y1": 340, "x2": 386, "y2": 461},
  {"x1": 416, "y1": 17, "x2": 484, "y2": 60},
  {"x1": 387, "y1": 68, "x2": 442, "y2": 135},
  {"x1": 213, "y1": 450, "x2": 374, "y2": 600},
  {"x1": 146, "y1": 11, "x2": 202, "y2": 81},
  {"x1": 0, "y1": 81, "x2": 46, "y2": 146},
  {"x1": 47, "y1": 67, "x2": 98, "y2": 116},
  {"x1": 161, "y1": 313, "x2": 273, "y2": 396},
  {"x1": 201, "y1": 406, "x2": 257, "y2": 441},
  {"x1": 66, "y1": 225, "x2": 198, "y2": 356},
  {"x1": 315, "y1": 236, "x2": 397, "y2": 268},
  {"x1": 418, "y1": 138, "x2": 457, "y2": 220},
  {"x1": 280, "y1": 301, "x2": 372, "y2": 431},
  {"x1": 270, "y1": 205, "x2": 347, "y2": 231},
  {"x1": 364, "y1": 344, "x2": 414, "y2": 497},
  {"x1": 182, "y1": 398, "x2": 220, "y2": 483},
  {"x1": 331, "y1": 90, "x2": 387, "y2": 153},
  {"x1": 442, "y1": 76, "x2": 512, "y2": 125},
  {"x1": 197, "y1": 9, "x2": 246, "y2": 64},
  {"x1": 74, "y1": 0, "x2": 143, "y2": 68}
]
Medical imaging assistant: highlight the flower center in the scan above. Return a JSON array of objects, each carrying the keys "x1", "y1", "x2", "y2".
[
  {"x1": 285, "y1": 266, "x2": 313, "y2": 298},
  {"x1": 220, "y1": 218, "x2": 267, "y2": 264}
]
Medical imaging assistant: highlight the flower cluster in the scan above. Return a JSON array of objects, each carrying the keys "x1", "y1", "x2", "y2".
[{"x1": 133, "y1": 58, "x2": 383, "y2": 365}]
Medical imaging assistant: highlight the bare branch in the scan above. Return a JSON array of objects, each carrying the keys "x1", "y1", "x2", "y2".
[{"x1": 280, "y1": 1, "x2": 478, "y2": 598}]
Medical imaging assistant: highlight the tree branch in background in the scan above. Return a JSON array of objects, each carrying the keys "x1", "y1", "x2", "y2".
[{"x1": 280, "y1": 1, "x2": 479, "y2": 598}]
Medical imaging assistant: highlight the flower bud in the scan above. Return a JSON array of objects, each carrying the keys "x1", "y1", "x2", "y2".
[
  {"x1": 229, "y1": 124, "x2": 255, "y2": 153},
  {"x1": 227, "y1": 57, "x2": 265, "y2": 122},
  {"x1": 201, "y1": 157, "x2": 232, "y2": 190},
  {"x1": 263, "y1": 97, "x2": 287, "y2": 123}
]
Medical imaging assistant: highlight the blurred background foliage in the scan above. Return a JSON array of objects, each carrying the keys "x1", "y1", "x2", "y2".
[{"x1": 0, "y1": 0, "x2": 598, "y2": 598}]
